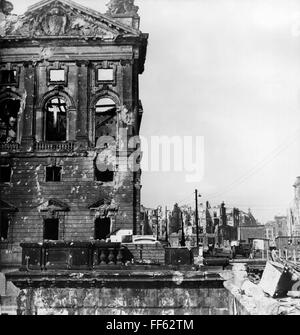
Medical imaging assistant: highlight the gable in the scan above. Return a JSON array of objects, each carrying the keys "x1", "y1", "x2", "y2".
[
  {"x1": 2, "y1": 0, "x2": 139, "y2": 39},
  {"x1": 38, "y1": 198, "x2": 70, "y2": 212}
]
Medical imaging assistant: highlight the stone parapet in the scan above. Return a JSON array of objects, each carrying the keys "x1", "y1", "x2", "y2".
[{"x1": 5, "y1": 269, "x2": 227, "y2": 315}]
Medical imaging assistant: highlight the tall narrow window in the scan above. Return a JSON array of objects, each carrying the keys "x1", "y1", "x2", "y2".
[
  {"x1": 44, "y1": 218, "x2": 59, "y2": 240},
  {"x1": 46, "y1": 166, "x2": 62, "y2": 182},
  {"x1": 0, "y1": 99, "x2": 19, "y2": 143},
  {"x1": 0, "y1": 70, "x2": 17, "y2": 85},
  {"x1": 45, "y1": 97, "x2": 67, "y2": 141},
  {"x1": 0, "y1": 166, "x2": 11, "y2": 183},
  {"x1": 95, "y1": 168, "x2": 114, "y2": 182},
  {"x1": 0, "y1": 212, "x2": 9, "y2": 241},
  {"x1": 95, "y1": 97, "x2": 117, "y2": 145},
  {"x1": 94, "y1": 218, "x2": 111, "y2": 240}
]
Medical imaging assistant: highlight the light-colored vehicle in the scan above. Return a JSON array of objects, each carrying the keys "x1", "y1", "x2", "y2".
[{"x1": 132, "y1": 235, "x2": 158, "y2": 244}]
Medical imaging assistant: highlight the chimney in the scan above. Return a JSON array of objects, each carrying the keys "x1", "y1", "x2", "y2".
[
  {"x1": 105, "y1": 0, "x2": 140, "y2": 30},
  {"x1": 293, "y1": 176, "x2": 300, "y2": 200}
]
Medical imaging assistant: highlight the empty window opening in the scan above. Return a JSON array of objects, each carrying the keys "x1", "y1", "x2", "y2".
[
  {"x1": 95, "y1": 97, "x2": 117, "y2": 145},
  {"x1": 49, "y1": 69, "x2": 65, "y2": 82},
  {"x1": 95, "y1": 169, "x2": 114, "y2": 182},
  {"x1": 94, "y1": 154, "x2": 114, "y2": 182},
  {"x1": 94, "y1": 218, "x2": 111, "y2": 240},
  {"x1": 0, "y1": 166, "x2": 11, "y2": 183},
  {"x1": 95, "y1": 97, "x2": 116, "y2": 113},
  {"x1": 46, "y1": 166, "x2": 62, "y2": 182},
  {"x1": 45, "y1": 97, "x2": 67, "y2": 141},
  {"x1": 0, "y1": 70, "x2": 17, "y2": 85},
  {"x1": 0, "y1": 212, "x2": 9, "y2": 241},
  {"x1": 97, "y1": 68, "x2": 114, "y2": 82},
  {"x1": 44, "y1": 219, "x2": 59, "y2": 240},
  {"x1": 0, "y1": 99, "x2": 19, "y2": 143}
]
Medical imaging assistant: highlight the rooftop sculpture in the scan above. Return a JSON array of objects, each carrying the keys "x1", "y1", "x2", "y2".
[
  {"x1": 0, "y1": 0, "x2": 13, "y2": 15},
  {"x1": 106, "y1": 0, "x2": 139, "y2": 16}
]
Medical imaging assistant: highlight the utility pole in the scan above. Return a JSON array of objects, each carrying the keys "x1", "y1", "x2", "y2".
[
  {"x1": 156, "y1": 208, "x2": 159, "y2": 241},
  {"x1": 195, "y1": 189, "x2": 200, "y2": 247},
  {"x1": 165, "y1": 206, "x2": 168, "y2": 242},
  {"x1": 180, "y1": 211, "x2": 186, "y2": 246}
]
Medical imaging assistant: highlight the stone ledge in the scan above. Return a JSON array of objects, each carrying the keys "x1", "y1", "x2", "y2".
[{"x1": 6, "y1": 269, "x2": 224, "y2": 289}]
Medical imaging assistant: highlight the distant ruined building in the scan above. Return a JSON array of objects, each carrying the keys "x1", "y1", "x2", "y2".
[{"x1": 0, "y1": 0, "x2": 148, "y2": 268}]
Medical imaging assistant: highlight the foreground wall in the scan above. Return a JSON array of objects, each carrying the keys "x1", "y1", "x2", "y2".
[
  {"x1": 17, "y1": 286, "x2": 229, "y2": 315},
  {"x1": 7, "y1": 270, "x2": 229, "y2": 315}
]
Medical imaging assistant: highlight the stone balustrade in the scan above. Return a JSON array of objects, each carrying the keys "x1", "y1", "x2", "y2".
[
  {"x1": 0, "y1": 142, "x2": 20, "y2": 151},
  {"x1": 20, "y1": 241, "x2": 132, "y2": 271},
  {"x1": 34, "y1": 141, "x2": 75, "y2": 152}
]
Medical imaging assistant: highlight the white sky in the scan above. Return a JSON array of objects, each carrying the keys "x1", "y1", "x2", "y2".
[{"x1": 11, "y1": 0, "x2": 300, "y2": 223}]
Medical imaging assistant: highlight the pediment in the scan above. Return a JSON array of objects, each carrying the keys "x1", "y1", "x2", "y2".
[
  {"x1": 2, "y1": 0, "x2": 139, "y2": 39},
  {"x1": 38, "y1": 198, "x2": 70, "y2": 212},
  {"x1": 88, "y1": 198, "x2": 118, "y2": 218},
  {"x1": 88, "y1": 198, "x2": 117, "y2": 210}
]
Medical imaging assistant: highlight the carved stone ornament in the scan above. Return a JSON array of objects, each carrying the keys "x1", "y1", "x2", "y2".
[
  {"x1": 0, "y1": 0, "x2": 13, "y2": 15},
  {"x1": 2, "y1": 2, "x2": 121, "y2": 39},
  {"x1": 118, "y1": 105, "x2": 134, "y2": 126},
  {"x1": 106, "y1": 0, "x2": 139, "y2": 15},
  {"x1": 39, "y1": 7, "x2": 68, "y2": 35}
]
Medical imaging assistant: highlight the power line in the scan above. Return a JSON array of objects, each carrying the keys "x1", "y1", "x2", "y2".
[
  {"x1": 206, "y1": 127, "x2": 300, "y2": 200},
  {"x1": 177, "y1": 192, "x2": 194, "y2": 205}
]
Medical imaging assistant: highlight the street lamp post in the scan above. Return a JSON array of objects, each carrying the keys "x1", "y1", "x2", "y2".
[{"x1": 195, "y1": 190, "x2": 201, "y2": 247}]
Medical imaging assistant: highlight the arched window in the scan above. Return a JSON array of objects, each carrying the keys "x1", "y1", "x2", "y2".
[
  {"x1": 95, "y1": 97, "x2": 117, "y2": 145},
  {"x1": 45, "y1": 97, "x2": 67, "y2": 141},
  {"x1": 0, "y1": 99, "x2": 20, "y2": 143}
]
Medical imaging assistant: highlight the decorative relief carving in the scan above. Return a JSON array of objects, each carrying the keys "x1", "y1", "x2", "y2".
[
  {"x1": 0, "y1": 0, "x2": 13, "y2": 15},
  {"x1": 39, "y1": 7, "x2": 68, "y2": 35},
  {"x1": 118, "y1": 105, "x2": 134, "y2": 126},
  {"x1": 106, "y1": 0, "x2": 139, "y2": 15},
  {"x1": 3, "y1": 3, "x2": 120, "y2": 39}
]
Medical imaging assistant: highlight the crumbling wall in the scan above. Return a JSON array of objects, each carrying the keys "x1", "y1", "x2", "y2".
[
  {"x1": 16, "y1": 286, "x2": 229, "y2": 315},
  {"x1": 125, "y1": 243, "x2": 166, "y2": 264}
]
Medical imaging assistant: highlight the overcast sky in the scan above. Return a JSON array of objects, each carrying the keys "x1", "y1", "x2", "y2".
[{"x1": 12, "y1": 0, "x2": 300, "y2": 223}]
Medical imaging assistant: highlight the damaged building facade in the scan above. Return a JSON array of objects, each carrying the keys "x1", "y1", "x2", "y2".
[{"x1": 0, "y1": 0, "x2": 148, "y2": 268}]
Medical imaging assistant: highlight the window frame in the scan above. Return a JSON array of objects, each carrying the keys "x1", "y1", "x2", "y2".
[
  {"x1": 95, "y1": 65, "x2": 116, "y2": 85},
  {"x1": 45, "y1": 165, "x2": 62, "y2": 182},
  {"x1": 0, "y1": 212, "x2": 9, "y2": 241},
  {"x1": 0, "y1": 165, "x2": 12, "y2": 183},
  {"x1": 95, "y1": 168, "x2": 114, "y2": 183},
  {"x1": 43, "y1": 218, "x2": 60, "y2": 241},
  {"x1": 47, "y1": 65, "x2": 68, "y2": 86},
  {"x1": 94, "y1": 97, "x2": 117, "y2": 147},
  {"x1": 0, "y1": 98, "x2": 20, "y2": 144},
  {"x1": 0, "y1": 67, "x2": 19, "y2": 87},
  {"x1": 44, "y1": 96, "x2": 68, "y2": 142},
  {"x1": 94, "y1": 217, "x2": 111, "y2": 240}
]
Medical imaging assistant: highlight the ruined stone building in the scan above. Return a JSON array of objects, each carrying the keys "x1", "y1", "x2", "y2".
[{"x1": 0, "y1": 0, "x2": 148, "y2": 268}]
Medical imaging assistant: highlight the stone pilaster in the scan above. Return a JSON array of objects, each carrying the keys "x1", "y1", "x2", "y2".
[
  {"x1": 21, "y1": 62, "x2": 35, "y2": 151},
  {"x1": 75, "y1": 61, "x2": 89, "y2": 149}
]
